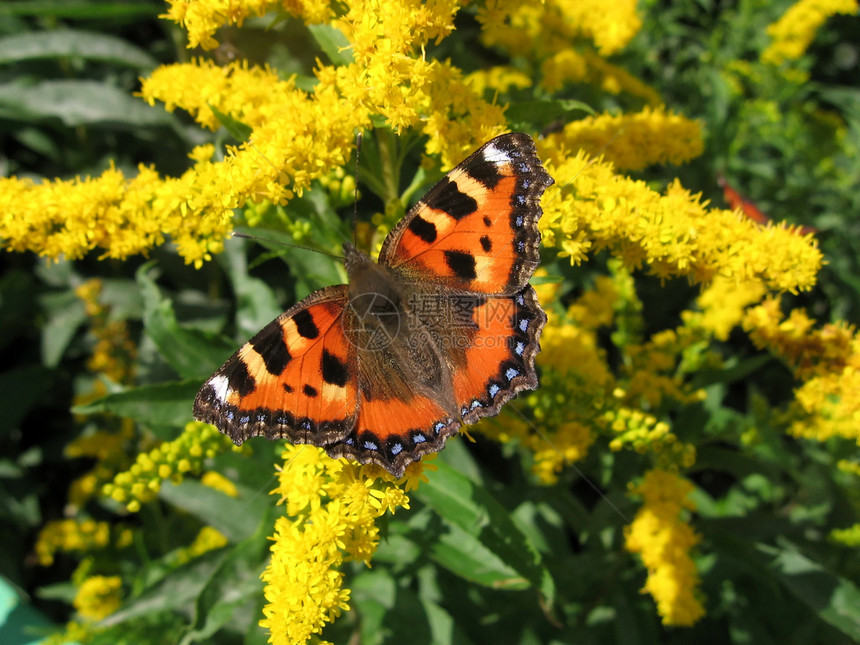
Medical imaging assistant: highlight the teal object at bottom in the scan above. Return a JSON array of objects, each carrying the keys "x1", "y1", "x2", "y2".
[{"x1": 0, "y1": 577, "x2": 61, "y2": 645}]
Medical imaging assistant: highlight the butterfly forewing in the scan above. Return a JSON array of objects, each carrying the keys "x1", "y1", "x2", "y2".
[
  {"x1": 379, "y1": 133, "x2": 553, "y2": 295},
  {"x1": 193, "y1": 286, "x2": 358, "y2": 446}
]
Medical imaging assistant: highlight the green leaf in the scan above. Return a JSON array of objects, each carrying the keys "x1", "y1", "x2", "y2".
[
  {"x1": 762, "y1": 544, "x2": 860, "y2": 640},
  {"x1": 181, "y1": 532, "x2": 268, "y2": 645},
  {"x1": 209, "y1": 104, "x2": 252, "y2": 143},
  {"x1": 219, "y1": 241, "x2": 283, "y2": 339},
  {"x1": 423, "y1": 520, "x2": 527, "y2": 588},
  {"x1": 71, "y1": 381, "x2": 198, "y2": 431},
  {"x1": 100, "y1": 550, "x2": 228, "y2": 628},
  {"x1": 0, "y1": 2, "x2": 159, "y2": 19},
  {"x1": 0, "y1": 30, "x2": 157, "y2": 68},
  {"x1": 138, "y1": 265, "x2": 237, "y2": 380},
  {"x1": 506, "y1": 99, "x2": 595, "y2": 132},
  {"x1": 39, "y1": 290, "x2": 86, "y2": 367},
  {"x1": 307, "y1": 24, "x2": 353, "y2": 66},
  {"x1": 414, "y1": 463, "x2": 556, "y2": 602},
  {"x1": 158, "y1": 478, "x2": 275, "y2": 543},
  {"x1": 0, "y1": 80, "x2": 174, "y2": 128}
]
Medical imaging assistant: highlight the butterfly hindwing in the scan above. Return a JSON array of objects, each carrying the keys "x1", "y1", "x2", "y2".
[
  {"x1": 193, "y1": 286, "x2": 358, "y2": 446},
  {"x1": 379, "y1": 133, "x2": 554, "y2": 295},
  {"x1": 451, "y1": 285, "x2": 546, "y2": 424},
  {"x1": 322, "y1": 284, "x2": 546, "y2": 477}
]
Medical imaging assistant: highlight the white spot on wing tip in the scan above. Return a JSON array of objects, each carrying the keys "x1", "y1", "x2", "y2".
[
  {"x1": 482, "y1": 142, "x2": 512, "y2": 164},
  {"x1": 209, "y1": 374, "x2": 231, "y2": 403}
]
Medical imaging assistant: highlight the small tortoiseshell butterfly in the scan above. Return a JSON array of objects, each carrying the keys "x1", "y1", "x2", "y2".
[{"x1": 193, "y1": 133, "x2": 554, "y2": 477}]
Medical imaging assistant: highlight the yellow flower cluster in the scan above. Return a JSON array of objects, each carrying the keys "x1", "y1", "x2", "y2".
[
  {"x1": 465, "y1": 65, "x2": 533, "y2": 96},
  {"x1": 478, "y1": 272, "x2": 615, "y2": 483},
  {"x1": 164, "y1": 0, "x2": 335, "y2": 50},
  {"x1": 831, "y1": 524, "x2": 860, "y2": 547},
  {"x1": 476, "y1": 0, "x2": 657, "y2": 104},
  {"x1": 761, "y1": 0, "x2": 858, "y2": 65},
  {"x1": 175, "y1": 526, "x2": 231, "y2": 565},
  {"x1": 743, "y1": 299, "x2": 860, "y2": 445},
  {"x1": 624, "y1": 469, "x2": 705, "y2": 626},
  {"x1": 686, "y1": 276, "x2": 768, "y2": 342},
  {"x1": 606, "y1": 403, "x2": 695, "y2": 468},
  {"x1": 478, "y1": 0, "x2": 641, "y2": 58},
  {"x1": 35, "y1": 519, "x2": 112, "y2": 567},
  {"x1": 545, "y1": 107, "x2": 703, "y2": 171},
  {"x1": 260, "y1": 445, "x2": 415, "y2": 644},
  {"x1": 75, "y1": 279, "x2": 137, "y2": 384},
  {"x1": 541, "y1": 49, "x2": 661, "y2": 103},
  {"x1": 537, "y1": 147, "x2": 823, "y2": 293},
  {"x1": 201, "y1": 470, "x2": 240, "y2": 497},
  {"x1": 73, "y1": 575, "x2": 123, "y2": 621},
  {"x1": 103, "y1": 422, "x2": 239, "y2": 512}
]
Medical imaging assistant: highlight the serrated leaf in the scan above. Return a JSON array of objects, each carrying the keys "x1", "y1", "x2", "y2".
[{"x1": 0, "y1": 30, "x2": 156, "y2": 68}]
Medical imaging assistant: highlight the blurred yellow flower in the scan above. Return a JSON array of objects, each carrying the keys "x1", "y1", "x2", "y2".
[{"x1": 625, "y1": 469, "x2": 704, "y2": 626}]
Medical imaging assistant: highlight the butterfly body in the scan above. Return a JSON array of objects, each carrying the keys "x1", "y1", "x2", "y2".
[{"x1": 194, "y1": 133, "x2": 553, "y2": 476}]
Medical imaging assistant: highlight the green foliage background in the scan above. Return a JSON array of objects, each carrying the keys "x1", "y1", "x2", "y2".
[{"x1": 1, "y1": 1, "x2": 859, "y2": 644}]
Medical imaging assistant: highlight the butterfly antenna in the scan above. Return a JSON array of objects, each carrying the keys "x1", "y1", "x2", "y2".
[{"x1": 232, "y1": 232, "x2": 345, "y2": 261}]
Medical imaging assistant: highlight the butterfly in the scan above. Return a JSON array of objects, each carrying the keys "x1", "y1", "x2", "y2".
[{"x1": 193, "y1": 133, "x2": 554, "y2": 477}]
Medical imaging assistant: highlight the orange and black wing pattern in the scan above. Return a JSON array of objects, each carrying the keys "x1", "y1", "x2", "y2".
[
  {"x1": 379, "y1": 133, "x2": 554, "y2": 295},
  {"x1": 193, "y1": 286, "x2": 358, "y2": 447}
]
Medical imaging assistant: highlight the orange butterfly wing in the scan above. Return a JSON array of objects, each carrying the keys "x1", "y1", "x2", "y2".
[
  {"x1": 379, "y1": 132, "x2": 550, "y2": 295},
  {"x1": 193, "y1": 286, "x2": 358, "y2": 447}
]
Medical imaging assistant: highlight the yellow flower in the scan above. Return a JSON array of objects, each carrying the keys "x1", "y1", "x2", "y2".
[
  {"x1": 261, "y1": 446, "x2": 412, "y2": 642},
  {"x1": 103, "y1": 422, "x2": 239, "y2": 512},
  {"x1": 541, "y1": 48, "x2": 662, "y2": 104},
  {"x1": 544, "y1": 106, "x2": 703, "y2": 171},
  {"x1": 831, "y1": 524, "x2": 860, "y2": 547},
  {"x1": 201, "y1": 470, "x2": 240, "y2": 497},
  {"x1": 538, "y1": 139, "x2": 823, "y2": 293},
  {"x1": 466, "y1": 65, "x2": 533, "y2": 95},
  {"x1": 688, "y1": 276, "x2": 768, "y2": 342},
  {"x1": 73, "y1": 575, "x2": 123, "y2": 621},
  {"x1": 625, "y1": 469, "x2": 705, "y2": 626},
  {"x1": 176, "y1": 526, "x2": 230, "y2": 564},
  {"x1": 35, "y1": 519, "x2": 111, "y2": 567},
  {"x1": 761, "y1": 0, "x2": 858, "y2": 65},
  {"x1": 478, "y1": 0, "x2": 641, "y2": 58}
]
